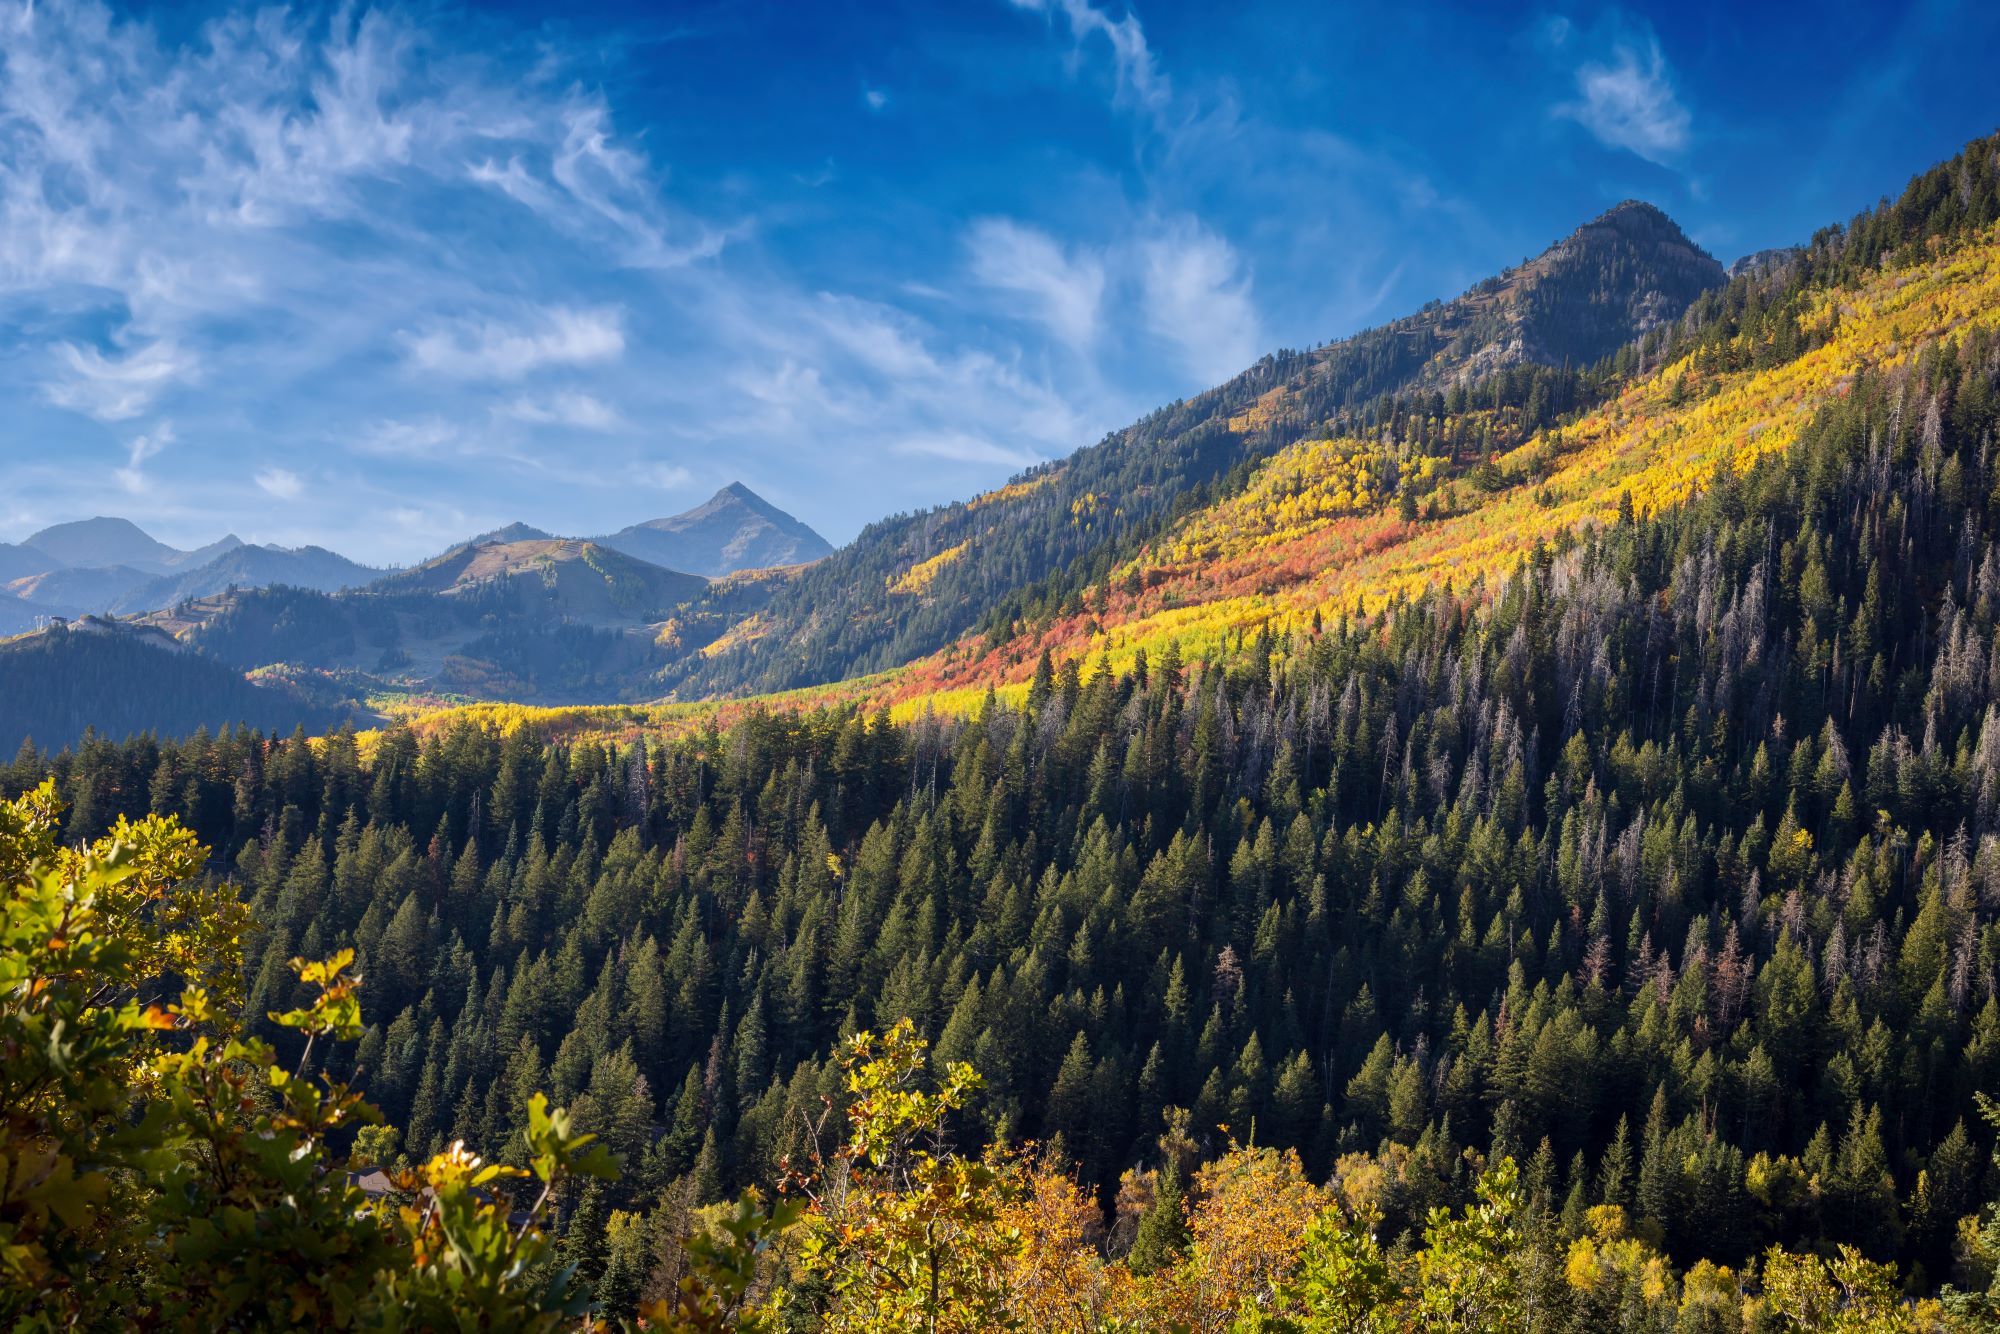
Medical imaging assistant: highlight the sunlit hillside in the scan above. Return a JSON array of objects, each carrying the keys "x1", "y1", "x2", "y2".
[
  {"x1": 376, "y1": 218, "x2": 2000, "y2": 751},
  {"x1": 862, "y1": 225, "x2": 2000, "y2": 709}
]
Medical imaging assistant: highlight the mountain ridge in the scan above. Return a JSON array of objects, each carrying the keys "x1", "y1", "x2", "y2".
[
  {"x1": 638, "y1": 194, "x2": 1730, "y2": 701},
  {"x1": 0, "y1": 483, "x2": 826, "y2": 620},
  {"x1": 13, "y1": 127, "x2": 2000, "y2": 743},
  {"x1": 591, "y1": 482, "x2": 835, "y2": 577}
]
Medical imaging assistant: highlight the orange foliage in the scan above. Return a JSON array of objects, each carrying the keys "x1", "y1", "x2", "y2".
[
  {"x1": 1159, "y1": 1143, "x2": 1330, "y2": 1333},
  {"x1": 994, "y1": 1158, "x2": 1144, "y2": 1332}
]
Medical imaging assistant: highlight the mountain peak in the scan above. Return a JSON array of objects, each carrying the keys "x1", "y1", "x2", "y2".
[
  {"x1": 1592, "y1": 198, "x2": 1671, "y2": 224},
  {"x1": 25, "y1": 516, "x2": 180, "y2": 572},
  {"x1": 1572, "y1": 199, "x2": 1707, "y2": 254},
  {"x1": 1449, "y1": 198, "x2": 1726, "y2": 375},
  {"x1": 707, "y1": 482, "x2": 802, "y2": 526},
  {"x1": 28, "y1": 515, "x2": 154, "y2": 545},
  {"x1": 593, "y1": 484, "x2": 834, "y2": 577},
  {"x1": 469, "y1": 522, "x2": 555, "y2": 547}
]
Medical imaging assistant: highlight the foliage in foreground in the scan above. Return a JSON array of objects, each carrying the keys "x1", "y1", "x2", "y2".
[
  {"x1": 5, "y1": 781, "x2": 2000, "y2": 1331},
  {"x1": 0, "y1": 781, "x2": 622, "y2": 1330}
]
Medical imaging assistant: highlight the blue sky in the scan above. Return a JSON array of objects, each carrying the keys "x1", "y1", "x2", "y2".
[{"x1": 1, "y1": 0, "x2": 1994, "y2": 564}]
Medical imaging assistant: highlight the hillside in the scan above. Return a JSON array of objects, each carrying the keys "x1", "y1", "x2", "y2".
[
  {"x1": 0, "y1": 543, "x2": 50, "y2": 582},
  {"x1": 0, "y1": 592, "x2": 49, "y2": 637},
  {"x1": 122, "y1": 536, "x2": 711, "y2": 705},
  {"x1": 594, "y1": 482, "x2": 834, "y2": 576},
  {"x1": 0, "y1": 618, "x2": 347, "y2": 752},
  {"x1": 653, "y1": 199, "x2": 1727, "y2": 700},
  {"x1": 863, "y1": 187, "x2": 2000, "y2": 713},
  {"x1": 372, "y1": 536, "x2": 703, "y2": 615},
  {"x1": 6, "y1": 563, "x2": 148, "y2": 614},
  {"x1": 16, "y1": 141, "x2": 2000, "y2": 1316},
  {"x1": 1310, "y1": 198, "x2": 1727, "y2": 395},
  {"x1": 389, "y1": 129, "x2": 2000, "y2": 743}
]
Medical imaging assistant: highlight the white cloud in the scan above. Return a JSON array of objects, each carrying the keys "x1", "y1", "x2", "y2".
[
  {"x1": 500, "y1": 392, "x2": 624, "y2": 428},
  {"x1": 1010, "y1": 0, "x2": 1168, "y2": 114},
  {"x1": 45, "y1": 340, "x2": 196, "y2": 421},
  {"x1": 1556, "y1": 34, "x2": 1691, "y2": 166},
  {"x1": 467, "y1": 155, "x2": 560, "y2": 214},
  {"x1": 403, "y1": 306, "x2": 625, "y2": 380},
  {"x1": 0, "y1": 2, "x2": 707, "y2": 399},
  {"x1": 501, "y1": 390, "x2": 623, "y2": 430},
  {"x1": 0, "y1": 0, "x2": 1164, "y2": 555},
  {"x1": 387, "y1": 501, "x2": 472, "y2": 547},
  {"x1": 967, "y1": 218, "x2": 1105, "y2": 350},
  {"x1": 702, "y1": 288, "x2": 1090, "y2": 478},
  {"x1": 540, "y1": 102, "x2": 729, "y2": 269},
  {"x1": 892, "y1": 431, "x2": 1042, "y2": 468},
  {"x1": 1139, "y1": 219, "x2": 1260, "y2": 383},
  {"x1": 353, "y1": 417, "x2": 461, "y2": 459},
  {"x1": 256, "y1": 466, "x2": 304, "y2": 499},
  {"x1": 194, "y1": 8, "x2": 422, "y2": 227},
  {"x1": 115, "y1": 422, "x2": 174, "y2": 493},
  {"x1": 637, "y1": 462, "x2": 693, "y2": 490}
]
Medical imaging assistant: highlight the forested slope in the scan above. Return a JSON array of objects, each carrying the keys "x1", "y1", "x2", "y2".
[
  {"x1": 687, "y1": 129, "x2": 2000, "y2": 721},
  {"x1": 0, "y1": 621, "x2": 347, "y2": 752},
  {"x1": 14, "y1": 272, "x2": 2000, "y2": 1311},
  {"x1": 657, "y1": 201, "x2": 1724, "y2": 699},
  {"x1": 12, "y1": 128, "x2": 2000, "y2": 1333}
]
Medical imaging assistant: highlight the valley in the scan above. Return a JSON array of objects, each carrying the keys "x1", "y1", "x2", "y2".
[{"x1": 9, "y1": 112, "x2": 2000, "y2": 1332}]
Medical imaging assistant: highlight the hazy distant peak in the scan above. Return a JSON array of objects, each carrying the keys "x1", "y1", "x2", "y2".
[
  {"x1": 592, "y1": 483, "x2": 833, "y2": 577},
  {"x1": 23, "y1": 516, "x2": 180, "y2": 571},
  {"x1": 14, "y1": 517, "x2": 251, "y2": 577}
]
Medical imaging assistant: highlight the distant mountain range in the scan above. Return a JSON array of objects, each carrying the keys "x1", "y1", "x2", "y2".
[
  {"x1": 16, "y1": 122, "x2": 1996, "y2": 754},
  {"x1": 0, "y1": 186, "x2": 1733, "y2": 744},
  {"x1": 0, "y1": 190, "x2": 1740, "y2": 743},
  {"x1": 0, "y1": 484, "x2": 836, "y2": 743},
  {"x1": 6, "y1": 544, "x2": 380, "y2": 618},
  {"x1": 0, "y1": 516, "x2": 375, "y2": 624},
  {"x1": 0, "y1": 484, "x2": 831, "y2": 628},
  {"x1": 10, "y1": 516, "x2": 242, "y2": 573}
]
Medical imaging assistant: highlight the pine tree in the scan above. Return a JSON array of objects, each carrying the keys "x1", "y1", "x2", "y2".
[{"x1": 1126, "y1": 1157, "x2": 1190, "y2": 1276}]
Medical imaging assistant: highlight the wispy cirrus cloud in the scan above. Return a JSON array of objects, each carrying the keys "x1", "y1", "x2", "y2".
[
  {"x1": 499, "y1": 390, "x2": 623, "y2": 430},
  {"x1": 892, "y1": 431, "x2": 1043, "y2": 469},
  {"x1": 255, "y1": 467, "x2": 305, "y2": 499},
  {"x1": 351, "y1": 416, "x2": 461, "y2": 461},
  {"x1": 45, "y1": 340, "x2": 196, "y2": 421},
  {"x1": 1548, "y1": 20, "x2": 1691, "y2": 166},
  {"x1": 115, "y1": 423, "x2": 174, "y2": 493},
  {"x1": 966, "y1": 218, "x2": 1106, "y2": 350},
  {"x1": 0, "y1": 0, "x2": 1140, "y2": 559},
  {"x1": 1138, "y1": 218, "x2": 1261, "y2": 382},
  {"x1": 470, "y1": 102, "x2": 730, "y2": 269},
  {"x1": 402, "y1": 306, "x2": 625, "y2": 380},
  {"x1": 1008, "y1": 0, "x2": 1169, "y2": 115}
]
